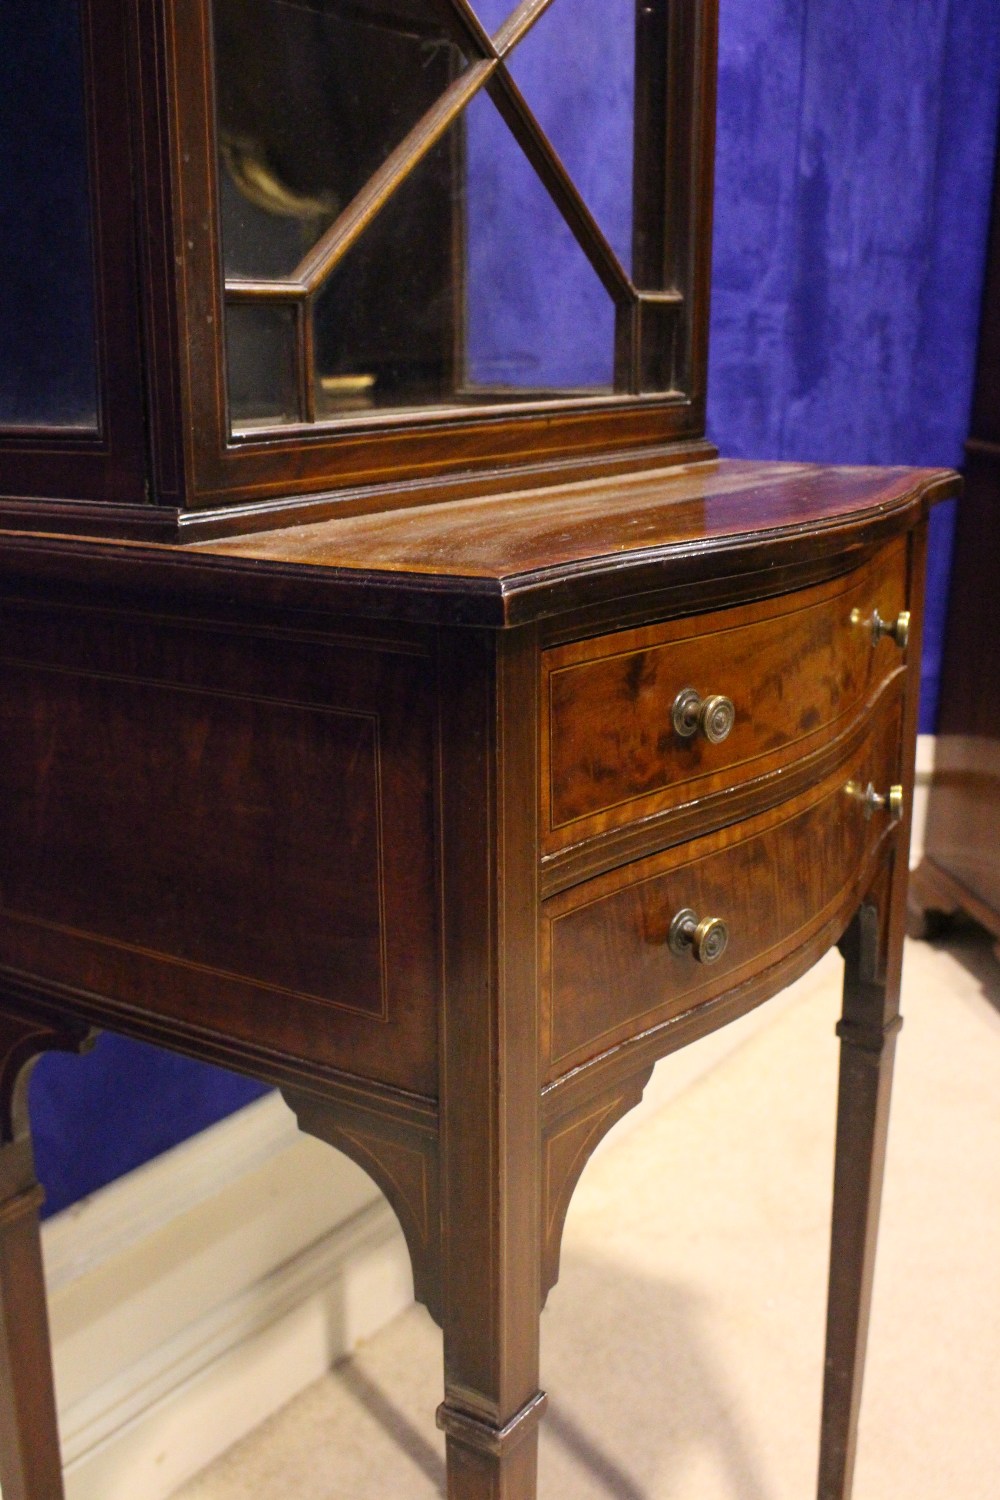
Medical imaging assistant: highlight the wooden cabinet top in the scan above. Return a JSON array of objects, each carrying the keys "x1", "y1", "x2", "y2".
[{"x1": 0, "y1": 459, "x2": 959, "y2": 625}]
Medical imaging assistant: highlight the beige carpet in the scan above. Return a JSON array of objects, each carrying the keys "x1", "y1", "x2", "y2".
[{"x1": 172, "y1": 932, "x2": 1000, "y2": 1499}]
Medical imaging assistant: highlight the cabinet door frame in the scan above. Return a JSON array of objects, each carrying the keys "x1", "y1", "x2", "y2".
[
  {"x1": 138, "y1": 0, "x2": 719, "y2": 517},
  {"x1": 0, "y1": 0, "x2": 149, "y2": 519}
]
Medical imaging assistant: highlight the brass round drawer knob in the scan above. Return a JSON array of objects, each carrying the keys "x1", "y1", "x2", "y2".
[
  {"x1": 671, "y1": 688, "x2": 736, "y2": 744},
  {"x1": 668, "y1": 908, "x2": 730, "y2": 964},
  {"x1": 873, "y1": 609, "x2": 910, "y2": 649},
  {"x1": 850, "y1": 781, "x2": 905, "y2": 822},
  {"x1": 868, "y1": 782, "x2": 904, "y2": 821},
  {"x1": 852, "y1": 607, "x2": 910, "y2": 650}
]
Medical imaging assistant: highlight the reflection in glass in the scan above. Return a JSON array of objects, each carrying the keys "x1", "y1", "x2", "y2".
[
  {"x1": 213, "y1": 0, "x2": 669, "y2": 429},
  {"x1": 214, "y1": 0, "x2": 466, "y2": 281},
  {"x1": 225, "y1": 303, "x2": 300, "y2": 426},
  {"x1": 0, "y1": 3, "x2": 98, "y2": 428},
  {"x1": 310, "y1": 92, "x2": 616, "y2": 418},
  {"x1": 312, "y1": 130, "x2": 460, "y2": 415}
]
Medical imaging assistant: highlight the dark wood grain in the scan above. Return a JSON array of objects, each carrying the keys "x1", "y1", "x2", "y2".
[
  {"x1": 0, "y1": 491, "x2": 952, "y2": 1500},
  {"x1": 436, "y1": 625, "x2": 547, "y2": 1496},
  {"x1": 819, "y1": 896, "x2": 902, "y2": 1500},
  {"x1": 0, "y1": 463, "x2": 957, "y2": 628},
  {"x1": 0, "y1": 600, "x2": 441, "y2": 1096},
  {"x1": 542, "y1": 691, "x2": 904, "y2": 1081},
  {"x1": 0, "y1": 1, "x2": 961, "y2": 1488},
  {"x1": 192, "y1": 460, "x2": 944, "y2": 584},
  {"x1": 284, "y1": 1084, "x2": 443, "y2": 1322},
  {"x1": 0, "y1": 1176, "x2": 64, "y2": 1500},
  {"x1": 542, "y1": 670, "x2": 907, "y2": 896},
  {"x1": 540, "y1": 1067, "x2": 652, "y2": 1300},
  {"x1": 818, "y1": 518, "x2": 928, "y2": 1500},
  {"x1": 543, "y1": 539, "x2": 907, "y2": 846}
]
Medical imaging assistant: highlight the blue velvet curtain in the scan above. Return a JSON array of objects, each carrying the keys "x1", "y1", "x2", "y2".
[
  {"x1": 709, "y1": 0, "x2": 1000, "y2": 728},
  {"x1": 27, "y1": 0, "x2": 1000, "y2": 1215}
]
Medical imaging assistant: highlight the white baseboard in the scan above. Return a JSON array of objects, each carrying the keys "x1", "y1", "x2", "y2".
[
  {"x1": 44, "y1": 997, "x2": 838, "y2": 1497},
  {"x1": 38, "y1": 992, "x2": 820, "y2": 1500},
  {"x1": 42, "y1": 1092, "x2": 414, "y2": 1500},
  {"x1": 910, "y1": 732, "x2": 935, "y2": 868},
  {"x1": 34, "y1": 734, "x2": 936, "y2": 1500}
]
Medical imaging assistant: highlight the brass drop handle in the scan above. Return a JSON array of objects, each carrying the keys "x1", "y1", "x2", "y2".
[
  {"x1": 671, "y1": 688, "x2": 736, "y2": 744},
  {"x1": 851, "y1": 606, "x2": 910, "y2": 650},
  {"x1": 668, "y1": 908, "x2": 730, "y2": 964},
  {"x1": 848, "y1": 780, "x2": 904, "y2": 822}
]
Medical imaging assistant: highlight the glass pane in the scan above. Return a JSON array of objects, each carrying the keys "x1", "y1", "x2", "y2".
[
  {"x1": 214, "y1": 0, "x2": 468, "y2": 281},
  {"x1": 312, "y1": 127, "x2": 460, "y2": 416},
  {"x1": 305, "y1": 96, "x2": 615, "y2": 419},
  {"x1": 464, "y1": 92, "x2": 615, "y2": 394},
  {"x1": 505, "y1": 0, "x2": 636, "y2": 275},
  {"x1": 0, "y1": 2, "x2": 98, "y2": 428},
  {"x1": 226, "y1": 303, "x2": 300, "y2": 426},
  {"x1": 216, "y1": 0, "x2": 647, "y2": 426}
]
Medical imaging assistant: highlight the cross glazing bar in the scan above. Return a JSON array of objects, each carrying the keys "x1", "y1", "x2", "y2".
[
  {"x1": 486, "y1": 68, "x2": 637, "y2": 306},
  {"x1": 290, "y1": 58, "x2": 498, "y2": 294},
  {"x1": 493, "y1": 0, "x2": 561, "y2": 56},
  {"x1": 443, "y1": 0, "x2": 501, "y2": 57},
  {"x1": 223, "y1": 281, "x2": 305, "y2": 302}
]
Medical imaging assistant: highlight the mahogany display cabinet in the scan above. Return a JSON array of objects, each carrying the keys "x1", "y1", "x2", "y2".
[{"x1": 0, "y1": 3, "x2": 958, "y2": 1497}]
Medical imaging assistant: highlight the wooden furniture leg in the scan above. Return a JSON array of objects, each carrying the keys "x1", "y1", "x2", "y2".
[
  {"x1": 436, "y1": 628, "x2": 546, "y2": 1500},
  {"x1": 0, "y1": 1010, "x2": 91, "y2": 1500},
  {"x1": 0, "y1": 1139, "x2": 63, "y2": 1500},
  {"x1": 818, "y1": 900, "x2": 901, "y2": 1500},
  {"x1": 436, "y1": 1046, "x2": 546, "y2": 1500}
]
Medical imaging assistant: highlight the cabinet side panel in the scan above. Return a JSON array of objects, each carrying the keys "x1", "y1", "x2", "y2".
[{"x1": 0, "y1": 601, "x2": 440, "y2": 1095}]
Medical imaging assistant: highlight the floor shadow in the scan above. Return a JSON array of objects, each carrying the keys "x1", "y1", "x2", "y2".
[
  {"x1": 330, "y1": 1249, "x2": 779, "y2": 1500},
  {"x1": 539, "y1": 1251, "x2": 776, "y2": 1500},
  {"x1": 917, "y1": 923, "x2": 1000, "y2": 1015},
  {"x1": 544, "y1": 1400, "x2": 648, "y2": 1500},
  {"x1": 338, "y1": 1361, "x2": 447, "y2": 1496},
  {"x1": 317, "y1": 935, "x2": 993, "y2": 1499}
]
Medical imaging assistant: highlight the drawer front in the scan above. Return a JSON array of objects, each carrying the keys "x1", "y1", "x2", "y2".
[
  {"x1": 542, "y1": 695, "x2": 903, "y2": 1080},
  {"x1": 543, "y1": 540, "x2": 907, "y2": 852}
]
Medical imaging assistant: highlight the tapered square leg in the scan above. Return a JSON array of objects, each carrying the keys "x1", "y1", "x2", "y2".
[
  {"x1": 438, "y1": 1395, "x2": 546, "y2": 1500},
  {"x1": 437, "y1": 627, "x2": 546, "y2": 1500},
  {"x1": 0, "y1": 1137, "x2": 64, "y2": 1500},
  {"x1": 818, "y1": 901, "x2": 901, "y2": 1500}
]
